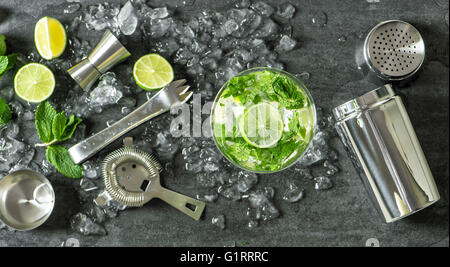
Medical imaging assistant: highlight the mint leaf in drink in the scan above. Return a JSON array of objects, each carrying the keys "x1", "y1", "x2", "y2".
[
  {"x1": 46, "y1": 145, "x2": 83, "y2": 178},
  {"x1": 35, "y1": 101, "x2": 57, "y2": 143},
  {"x1": 0, "y1": 97, "x2": 12, "y2": 126},
  {"x1": 0, "y1": 34, "x2": 6, "y2": 56},
  {"x1": 227, "y1": 139, "x2": 252, "y2": 163},
  {"x1": 271, "y1": 76, "x2": 305, "y2": 109}
]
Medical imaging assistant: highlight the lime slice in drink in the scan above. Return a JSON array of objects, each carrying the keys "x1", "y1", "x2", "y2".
[
  {"x1": 34, "y1": 16, "x2": 67, "y2": 60},
  {"x1": 298, "y1": 107, "x2": 313, "y2": 139},
  {"x1": 240, "y1": 103, "x2": 283, "y2": 148},
  {"x1": 133, "y1": 53, "x2": 174, "y2": 90},
  {"x1": 14, "y1": 63, "x2": 55, "y2": 103}
]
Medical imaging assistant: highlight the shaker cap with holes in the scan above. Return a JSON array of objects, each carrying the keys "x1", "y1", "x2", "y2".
[{"x1": 356, "y1": 20, "x2": 425, "y2": 85}]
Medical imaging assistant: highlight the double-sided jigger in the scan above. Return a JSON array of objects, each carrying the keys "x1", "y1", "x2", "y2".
[
  {"x1": 333, "y1": 20, "x2": 439, "y2": 223},
  {"x1": 0, "y1": 170, "x2": 55, "y2": 231},
  {"x1": 67, "y1": 29, "x2": 131, "y2": 91}
]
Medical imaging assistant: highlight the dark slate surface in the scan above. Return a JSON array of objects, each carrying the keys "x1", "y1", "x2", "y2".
[{"x1": 0, "y1": 0, "x2": 448, "y2": 247}]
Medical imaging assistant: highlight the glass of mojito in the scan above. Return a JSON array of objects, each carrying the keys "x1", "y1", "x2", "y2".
[{"x1": 211, "y1": 67, "x2": 316, "y2": 173}]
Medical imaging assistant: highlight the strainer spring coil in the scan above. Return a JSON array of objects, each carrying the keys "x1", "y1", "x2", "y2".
[{"x1": 102, "y1": 146, "x2": 160, "y2": 207}]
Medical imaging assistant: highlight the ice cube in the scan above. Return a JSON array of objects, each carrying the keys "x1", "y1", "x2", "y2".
[
  {"x1": 311, "y1": 11, "x2": 327, "y2": 27},
  {"x1": 234, "y1": 0, "x2": 251, "y2": 8},
  {"x1": 89, "y1": 72, "x2": 123, "y2": 108},
  {"x1": 10, "y1": 146, "x2": 35, "y2": 172},
  {"x1": 4, "y1": 122, "x2": 19, "y2": 139},
  {"x1": 204, "y1": 162, "x2": 220, "y2": 172},
  {"x1": 314, "y1": 176, "x2": 333, "y2": 190},
  {"x1": 185, "y1": 161, "x2": 203, "y2": 173},
  {"x1": 224, "y1": 19, "x2": 239, "y2": 34},
  {"x1": 117, "y1": 1, "x2": 138, "y2": 35},
  {"x1": 149, "y1": 7, "x2": 169, "y2": 19},
  {"x1": 218, "y1": 185, "x2": 241, "y2": 201},
  {"x1": 80, "y1": 178, "x2": 98, "y2": 192},
  {"x1": 282, "y1": 182, "x2": 304, "y2": 203},
  {"x1": 251, "y1": 2, "x2": 274, "y2": 17},
  {"x1": 243, "y1": 189, "x2": 279, "y2": 221},
  {"x1": 70, "y1": 213, "x2": 106, "y2": 236},
  {"x1": 211, "y1": 215, "x2": 226, "y2": 230},
  {"x1": 196, "y1": 192, "x2": 219, "y2": 203},
  {"x1": 83, "y1": 161, "x2": 100, "y2": 179},
  {"x1": 64, "y1": 2, "x2": 81, "y2": 14},
  {"x1": 0, "y1": 137, "x2": 26, "y2": 173},
  {"x1": 183, "y1": 0, "x2": 196, "y2": 6},
  {"x1": 0, "y1": 86, "x2": 14, "y2": 102},
  {"x1": 276, "y1": 3, "x2": 296, "y2": 19},
  {"x1": 275, "y1": 35, "x2": 297, "y2": 52},
  {"x1": 252, "y1": 18, "x2": 279, "y2": 39},
  {"x1": 324, "y1": 160, "x2": 339, "y2": 176},
  {"x1": 296, "y1": 71, "x2": 310, "y2": 80},
  {"x1": 235, "y1": 171, "x2": 258, "y2": 193}
]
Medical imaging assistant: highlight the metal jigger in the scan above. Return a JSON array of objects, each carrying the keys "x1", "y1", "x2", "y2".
[{"x1": 67, "y1": 29, "x2": 131, "y2": 91}]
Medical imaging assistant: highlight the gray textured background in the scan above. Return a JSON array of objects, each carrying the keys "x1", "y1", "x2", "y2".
[{"x1": 0, "y1": 0, "x2": 448, "y2": 247}]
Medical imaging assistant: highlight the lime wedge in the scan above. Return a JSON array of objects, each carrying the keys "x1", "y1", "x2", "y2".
[
  {"x1": 240, "y1": 103, "x2": 283, "y2": 148},
  {"x1": 34, "y1": 16, "x2": 67, "y2": 60},
  {"x1": 133, "y1": 54, "x2": 174, "y2": 90},
  {"x1": 14, "y1": 63, "x2": 55, "y2": 103}
]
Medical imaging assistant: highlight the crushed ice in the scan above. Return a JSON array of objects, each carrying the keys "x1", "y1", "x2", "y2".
[{"x1": 0, "y1": 1, "x2": 343, "y2": 235}]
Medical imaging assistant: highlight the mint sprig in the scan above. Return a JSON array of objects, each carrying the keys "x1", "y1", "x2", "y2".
[{"x1": 35, "y1": 101, "x2": 83, "y2": 178}]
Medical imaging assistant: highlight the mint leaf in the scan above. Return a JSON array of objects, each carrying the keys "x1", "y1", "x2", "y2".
[
  {"x1": 0, "y1": 56, "x2": 8, "y2": 74},
  {"x1": 0, "y1": 53, "x2": 17, "y2": 79},
  {"x1": 5, "y1": 53, "x2": 17, "y2": 71},
  {"x1": 228, "y1": 139, "x2": 251, "y2": 163},
  {"x1": 271, "y1": 76, "x2": 305, "y2": 109},
  {"x1": 35, "y1": 101, "x2": 57, "y2": 143},
  {"x1": 0, "y1": 97, "x2": 12, "y2": 126},
  {"x1": 52, "y1": 112, "x2": 67, "y2": 141},
  {"x1": 46, "y1": 145, "x2": 83, "y2": 178},
  {"x1": 0, "y1": 35, "x2": 6, "y2": 56},
  {"x1": 60, "y1": 114, "x2": 82, "y2": 141}
]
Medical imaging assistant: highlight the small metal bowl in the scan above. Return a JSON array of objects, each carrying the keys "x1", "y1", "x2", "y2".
[{"x1": 0, "y1": 170, "x2": 55, "y2": 231}]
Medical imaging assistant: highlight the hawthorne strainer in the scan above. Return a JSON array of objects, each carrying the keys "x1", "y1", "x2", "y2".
[
  {"x1": 95, "y1": 137, "x2": 205, "y2": 220},
  {"x1": 356, "y1": 20, "x2": 425, "y2": 84}
]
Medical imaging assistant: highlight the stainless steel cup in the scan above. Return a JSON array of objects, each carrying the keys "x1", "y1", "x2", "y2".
[
  {"x1": 67, "y1": 29, "x2": 131, "y2": 91},
  {"x1": 0, "y1": 170, "x2": 55, "y2": 231},
  {"x1": 333, "y1": 84, "x2": 440, "y2": 223}
]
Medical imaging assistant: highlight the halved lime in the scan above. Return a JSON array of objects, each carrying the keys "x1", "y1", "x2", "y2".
[
  {"x1": 133, "y1": 53, "x2": 174, "y2": 90},
  {"x1": 14, "y1": 63, "x2": 55, "y2": 103},
  {"x1": 240, "y1": 103, "x2": 283, "y2": 148},
  {"x1": 34, "y1": 16, "x2": 67, "y2": 60}
]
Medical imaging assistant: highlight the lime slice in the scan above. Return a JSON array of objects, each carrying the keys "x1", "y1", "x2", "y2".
[
  {"x1": 298, "y1": 107, "x2": 313, "y2": 140},
  {"x1": 133, "y1": 54, "x2": 174, "y2": 90},
  {"x1": 34, "y1": 16, "x2": 67, "y2": 60},
  {"x1": 240, "y1": 103, "x2": 283, "y2": 148},
  {"x1": 14, "y1": 63, "x2": 55, "y2": 103}
]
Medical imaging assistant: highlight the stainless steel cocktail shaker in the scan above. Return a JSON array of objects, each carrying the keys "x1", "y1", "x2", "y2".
[{"x1": 333, "y1": 84, "x2": 440, "y2": 223}]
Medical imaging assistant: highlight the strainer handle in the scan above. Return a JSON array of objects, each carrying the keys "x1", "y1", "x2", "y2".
[{"x1": 156, "y1": 188, "x2": 206, "y2": 220}]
